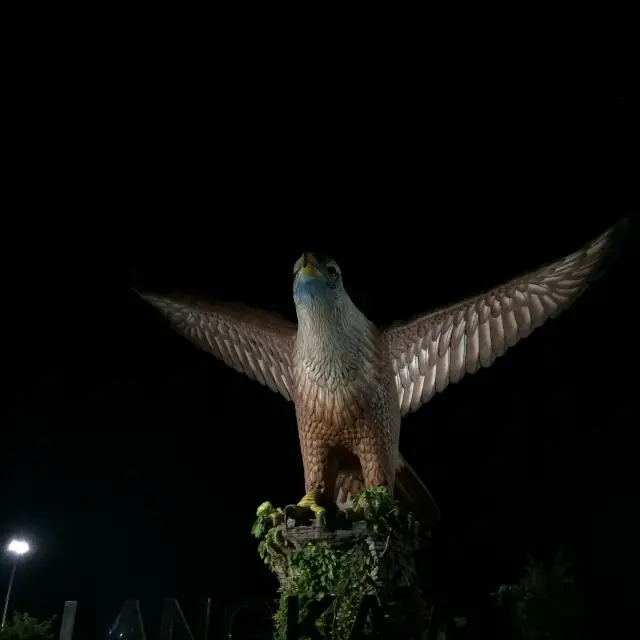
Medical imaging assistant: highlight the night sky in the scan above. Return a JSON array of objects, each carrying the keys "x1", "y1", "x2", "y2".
[{"x1": 2, "y1": 17, "x2": 636, "y2": 640}]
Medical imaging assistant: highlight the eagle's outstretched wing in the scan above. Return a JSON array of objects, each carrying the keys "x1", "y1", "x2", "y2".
[
  {"x1": 383, "y1": 219, "x2": 628, "y2": 417},
  {"x1": 138, "y1": 292, "x2": 297, "y2": 401}
]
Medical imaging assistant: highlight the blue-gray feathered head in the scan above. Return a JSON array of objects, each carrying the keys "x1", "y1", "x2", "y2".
[{"x1": 292, "y1": 252, "x2": 343, "y2": 307}]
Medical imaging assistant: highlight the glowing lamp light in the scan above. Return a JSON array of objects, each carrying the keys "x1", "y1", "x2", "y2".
[
  {"x1": 1, "y1": 538, "x2": 32, "y2": 628},
  {"x1": 7, "y1": 540, "x2": 30, "y2": 555}
]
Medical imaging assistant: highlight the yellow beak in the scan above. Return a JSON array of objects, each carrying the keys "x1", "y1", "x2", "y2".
[{"x1": 299, "y1": 252, "x2": 321, "y2": 278}]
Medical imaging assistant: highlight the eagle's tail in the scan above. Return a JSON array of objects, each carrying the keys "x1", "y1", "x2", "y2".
[
  {"x1": 334, "y1": 454, "x2": 440, "y2": 534},
  {"x1": 394, "y1": 454, "x2": 440, "y2": 534}
]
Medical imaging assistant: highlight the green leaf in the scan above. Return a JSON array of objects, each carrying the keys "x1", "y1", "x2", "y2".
[{"x1": 256, "y1": 501, "x2": 274, "y2": 517}]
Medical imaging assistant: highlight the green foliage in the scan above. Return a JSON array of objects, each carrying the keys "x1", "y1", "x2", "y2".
[
  {"x1": 353, "y1": 486, "x2": 412, "y2": 535},
  {"x1": 253, "y1": 487, "x2": 413, "y2": 640},
  {"x1": 252, "y1": 501, "x2": 284, "y2": 539},
  {"x1": 0, "y1": 613, "x2": 57, "y2": 640},
  {"x1": 491, "y1": 549, "x2": 581, "y2": 640}
]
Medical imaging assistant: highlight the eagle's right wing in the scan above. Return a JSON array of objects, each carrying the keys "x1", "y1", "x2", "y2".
[{"x1": 383, "y1": 219, "x2": 629, "y2": 417}]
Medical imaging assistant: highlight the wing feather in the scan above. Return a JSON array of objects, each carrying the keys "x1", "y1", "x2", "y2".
[
  {"x1": 383, "y1": 220, "x2": 628, "y2": 417},
  {"x1": 138, "y1": 292, "x2": 297, "y2": 401}
]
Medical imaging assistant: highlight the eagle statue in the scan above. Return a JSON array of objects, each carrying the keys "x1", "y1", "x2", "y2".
[{"x1": 136, "y1": 220, "x2": 627, "y2": 531}]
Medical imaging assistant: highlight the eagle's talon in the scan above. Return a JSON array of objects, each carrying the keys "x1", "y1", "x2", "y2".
[
  {"x1": 284, "y1": 504, "x2": 299, "y2": 518},
  {"x1": 284, "y1": 491, "x2": 327, "y2": 526},
  {"x1": 312, "y1": 511, "x2": 327, "y2": 528}
]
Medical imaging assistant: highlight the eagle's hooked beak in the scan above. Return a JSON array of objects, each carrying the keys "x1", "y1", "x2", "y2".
[{"x1": 298, "y1": 252, "x2": 321, "y2": 278}]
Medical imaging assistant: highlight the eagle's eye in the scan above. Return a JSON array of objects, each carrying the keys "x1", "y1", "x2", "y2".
[{"x1": 327, "y1": 266, "x2": 339, "y2": 279}]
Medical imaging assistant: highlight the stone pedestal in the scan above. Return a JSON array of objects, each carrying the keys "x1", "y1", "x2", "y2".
[{"x1": 253, "y1": 491, "x2": 433, "y2": 639}]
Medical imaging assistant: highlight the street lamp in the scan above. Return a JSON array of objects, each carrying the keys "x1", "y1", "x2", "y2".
[{"x1": 1, "y1": 539, "x2": 30, "y2": 628}]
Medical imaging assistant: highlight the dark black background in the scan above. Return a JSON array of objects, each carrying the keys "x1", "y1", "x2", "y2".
[{"x1": 1, "y1": 10, "x2": 637, "y2": 639}]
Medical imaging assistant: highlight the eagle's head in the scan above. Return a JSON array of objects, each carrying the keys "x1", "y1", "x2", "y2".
[
  {"x1": 292, "y1": 252, "x2": 372, "y2": 346},
  {"x1": 292, "y1": 252, "x2": 344, "y2": 309}
]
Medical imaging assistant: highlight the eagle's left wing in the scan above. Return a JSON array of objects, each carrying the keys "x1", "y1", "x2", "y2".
[
  {"x1": 138, "y1": 292, "x2": 297, "y2": 401},
  {"x1": 382, "y1": 220, "x2": 628, "y2": 417}
]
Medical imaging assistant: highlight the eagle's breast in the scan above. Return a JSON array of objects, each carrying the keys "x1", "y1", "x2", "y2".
[{"x1": 292, "y1": 318, "x2": 395, "y2": 444}]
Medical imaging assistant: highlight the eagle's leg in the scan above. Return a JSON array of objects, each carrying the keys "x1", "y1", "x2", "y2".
[
  {"x1": 342, "y1": 443, "x2": 395, "y2": 517},
  {"x1": 284, "y1": 444, "x2": 334, "y2": 526},
  {"x1": 359, "y1": 437, "x2": 395, "y2": 488}
]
